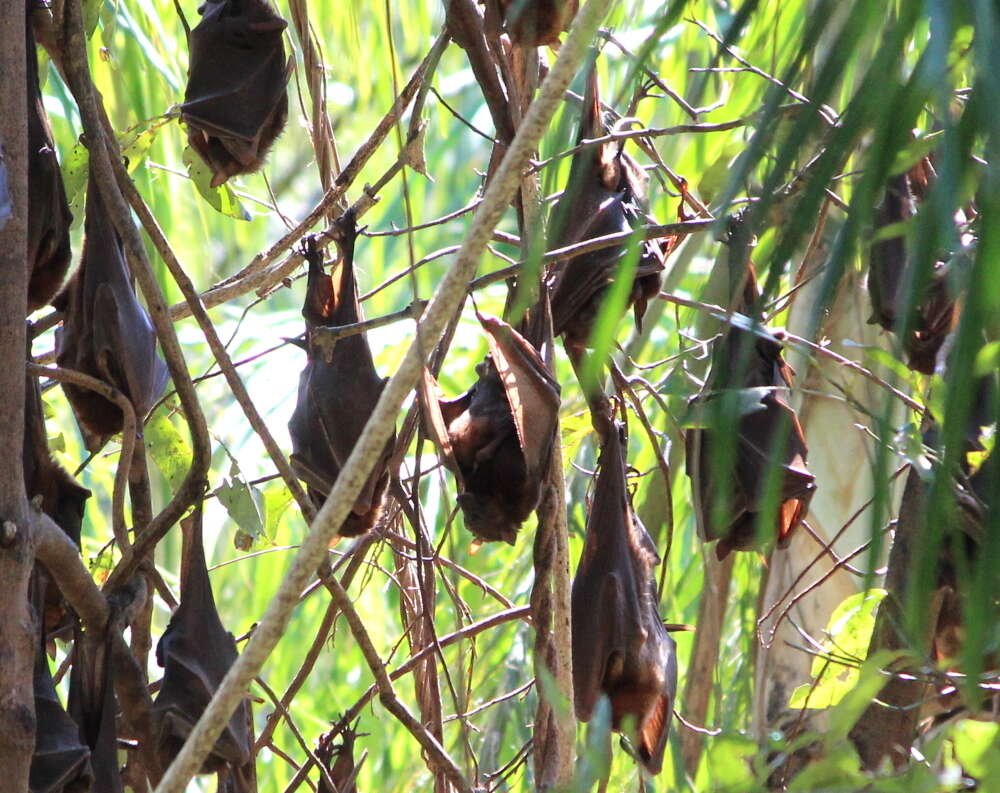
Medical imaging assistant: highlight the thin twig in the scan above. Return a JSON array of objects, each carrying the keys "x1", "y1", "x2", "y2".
[
  {"x1": 151, "y1": 2, "x2": 610, "y2": 787},
  {"x1": 27, "y1": 363, "x2": 135, "y2": 551}
]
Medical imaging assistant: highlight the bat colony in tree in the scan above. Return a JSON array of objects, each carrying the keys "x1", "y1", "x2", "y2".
[{"x1": 27, "y1": 0, "x2": 994, "y2": 786}]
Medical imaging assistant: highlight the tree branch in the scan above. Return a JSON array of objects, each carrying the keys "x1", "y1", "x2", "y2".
[{"x1": 151, "y1": 1, "x2": 613, "y2": 787}]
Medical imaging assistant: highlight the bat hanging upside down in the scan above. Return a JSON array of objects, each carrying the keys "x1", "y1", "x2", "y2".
[
  {"x1": 685, "y1": 265, "x2": 815, "y2": 559},
  {"x1": 151, "y1": 506, "x2": 254, "y2": 792},
  {"x1": 546, "y1": 65, "x2": 677, "y2": 356},
  {"x1": 181, "y1": 0, "x2": 291, "y2": 187},
  {"x1": 421, "y1": 313, "x2": 560, "y2": 545},
  {"x1": 288, "y1": 215, "x2": 395, "y2": 536},
  {"x1": 54, "y1": 167, "x2": 170, "y2": 453},
  {"x1": 498, "y1": 0, "x2": 579, "y2": 47},
  {"x1": 571, "y1": 424, "x2": 677, "y2": 775}
]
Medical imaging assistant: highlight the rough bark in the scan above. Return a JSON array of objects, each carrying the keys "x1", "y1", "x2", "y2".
[{"x1": 0, "y1": 3, "x2": 36, "y2": 788}]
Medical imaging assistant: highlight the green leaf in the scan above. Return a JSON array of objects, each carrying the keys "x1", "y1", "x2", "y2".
[
  {"x1": 183, "y1": 145, "x2": 251, "y2": 221},
  {"x1": 826, "y1": 649, "x2": 905, "y2": 743},
  {"x1": 952, "y1": 720, "x2": 1000, "y2": 781},
  {"x1": 694, "y1": 732, "x2": 757, "y2": 792},
  {"x1": 888, "y1": 131, "x2": 944, "y2": 176},
  {"x1": 560, "y1": 411, "x2": 592, "y2": 469},
  {"x1": 145, "y1": 405, "x2": 192, "y2": 490},
  {"x1": 787, "y1": 743, "x2": 865, "y2": 791},
  {"x1": 790, "y1": 590, "x2": 887, "y2": 710},
  {"x1": 118, "y1": 120, "x2": 161, "y2": 175},
  {"x1": 263, "y1": 481, "x2": 295, "y2": 539},
  {"x1": 61, "y1": 142, "x2": 90, "y2": 229},
  {"x1": 217, "y1": 461, "x2": 265, "y2": 551},
  {"x1": 974, "y1": 341, "x2": 1000, "y2": 377}
]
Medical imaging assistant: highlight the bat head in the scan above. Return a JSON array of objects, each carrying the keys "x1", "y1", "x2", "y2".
[{"x1": 457, "y1": 491, "x2": 519, "y2": 545}]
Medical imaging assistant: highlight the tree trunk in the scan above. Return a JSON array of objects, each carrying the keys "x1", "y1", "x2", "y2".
[
  {"x1": 0, "y1": 2, "x2": 37, "y2": 789},
  {"x1": 849, "y1": 467, "x2": 941, "y2": 770}
]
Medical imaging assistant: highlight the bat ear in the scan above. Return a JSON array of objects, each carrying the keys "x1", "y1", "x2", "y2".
[
  {"x1": 580, "y1": 60, "x2": 603, "y2": 143},
  {"x1": 418, "y1": 368, "x2": 463, "y2": 485},
  {"x1": 302, "y1": 245, "x2": 336, "y2": 325}
]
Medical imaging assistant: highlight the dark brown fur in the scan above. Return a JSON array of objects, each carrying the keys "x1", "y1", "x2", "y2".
[
  {"x1": 181, "y1": 0, "x2": 290, "y2": 187},
  {"x1": 28, "y1": 574, "x2": 94, "y2": 793},
  {"x1": 421, "y1": 314, "x2": 560, "y2": 545},
  {"x1": 26, "y1": 0, "x2": 73, "y2": 311},
  {"x1": 685, "y1": 267, "x2": 815, "y2": 559},
  {"x1": 54, "y1": 170, "x2": 169, "y2": 452},
  {"x1": 288, "y1": 218, "x2": 395, "y2": 537},
  {"x1": 67, "y1": 627, "x2": 123, "y2": 793},
  {"x1": 498, "y1": 0, "x2": 578, "y2": 46},
  {"x1": 571, "y1": 426, "x2": 677, "y2": 775},
  {"x1": 150, "y1": 507, "x2": 254, "y2": 792},
  {"x1": 868, "y1": 158, "x2": 956, "y2": 375},
  {"x1": 547, "y1": 68, "x2": 666, "y2": 353}
]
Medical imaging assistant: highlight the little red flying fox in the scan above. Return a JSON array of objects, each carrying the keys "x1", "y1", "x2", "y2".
[
  {"x1": 498, "y1": 0, "x2": 579, "y2": 46},
  {"x1": 181, "y1": 0, "x2": 291, "y2": 187},
  {"x1": 68, "y1": 626, "x2": 123, "y2": 793},
  {"x1": 23, "y1": 364, "x2": 91, "y2": 547},
  {"x1": 868, "y1": 157, "x2": 955, "y2": 375},
  {"x1": 28, "y1": 574, "x2": 94, "y2": 793},
  {"x1": 420, "y1": 312, "x2": 560, "y2": 545},
  {"x1": 685, "y1": 266, "x2": 815, "y2": 560},
  {"x1": 26, "y1": 0, "x2": 73, "y2": 312},
  {"x1": 316, "y1": 723, "x2": 363, "y2": 793},
  {"x1": 24, "y1": 361, "x2": 91, "y2": 635},
  {"x1": 151, "y1": 507, "x2": 254, "y2": 793},
  {"x1": 288, "y1": 217, "x2": 395, "y2": 537},
  {"x1": 54, "y1": 169, "x2": 169, "y2": 453},
  {"x1": 546, "y1": 65, "x2": 675, "y2": 356},
  {"x1": 571, "y1": 424, "x2": 677, "y2": 776}
]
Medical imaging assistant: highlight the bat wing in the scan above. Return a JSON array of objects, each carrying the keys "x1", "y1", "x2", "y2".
[
  {"x1": 500, "y1": 0, "x2": 576, "y2": 46},
  {"x1": 56, "y1": 175, "x2": 167, "y2": 451},
  {"x1": 688, "y1": 308, "x2": 815, "y2": 555},
  {"x1": 418, "y1": 369, "x2": 466, "y2": 486},
  {"x1": 68, "y1": 628, "x2": 124, "y2": 793},
  {"x1": 289, "y1": 226, "x2": 394, "y2": 534},
  {"x1": 94, "y1": 281, "x2": 169, "y2": 424},
  {"x1": 26, "y1": 6, "x2": 72, "y2": 312},
  {"x1": 480, "y1": 314, "x2": 560, "y2": 477},
  {"x1": 572, "y1": 428, "x2": 678, "y2": 774},
  {"x1": 30, "y1": 643, "x2": 94, "y2": 793},
  {"x1": 634, "y1": 623, "x2": 677, "y2": 775},
  {"x1": 182, "y1": 0, "x2": 289, "y2": 183},
  {"x1": 151, "y1": 508, "x2": 251, "y2": 773},
  {"x1": 182, "y1": 0, "x2": 288, "y2": 143},
  {"x1": 23, "y1": 369, "x2": 91, "y2": 546},
  {"x1": 571, "y1": 569, "x2": 628, "y2": 721},
  {"x1": 571, "y1": 429, "x2": 642, "y2": 718}
]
